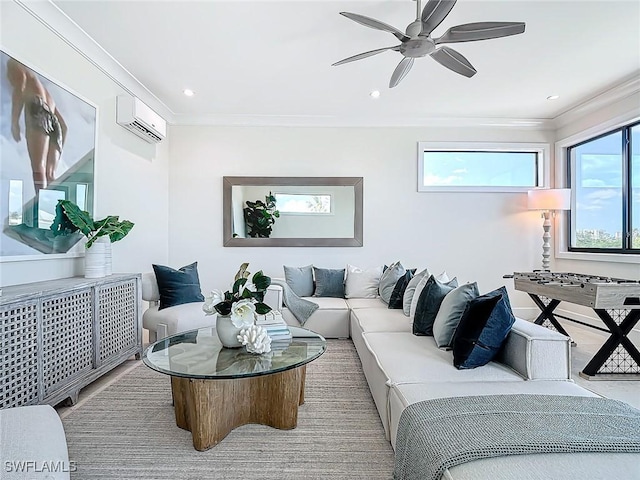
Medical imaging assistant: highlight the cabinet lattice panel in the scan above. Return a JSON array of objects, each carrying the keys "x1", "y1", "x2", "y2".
[
  {"x1": 99, "y1": 281, "x2": 137, "y2": 362},
  {"x1": 41, "y1": 290, "x2": 94, "y2": 395},
  {"x1": 0, "y1": 303, "x2": 39, "y2": 408}
]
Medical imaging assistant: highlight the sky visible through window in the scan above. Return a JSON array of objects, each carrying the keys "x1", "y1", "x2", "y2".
[
  {"x1": 422, "y1": 151, "x2": 538, "y2": 187},
  {"x1": 572, "y1": 127, "x2": 640, "y2": 248}
]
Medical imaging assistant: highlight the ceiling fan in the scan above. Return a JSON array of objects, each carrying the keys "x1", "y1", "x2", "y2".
[{"x1": 332, "y1": 0, "x2": 525, "y2": 88}]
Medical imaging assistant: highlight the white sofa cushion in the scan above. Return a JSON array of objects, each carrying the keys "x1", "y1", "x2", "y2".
[
  {"x1": 388, "y1": 381, "x2": 596, "y2": 450},
  {"x1": 364, "y1": 332, "x2": 523, "y2": 384},
  {"x1": 346, "y1": 298, "x2": 387, "y2": 309},
  {"x1": 351, "y1": 307, "x2": 411, "y2": 334}
]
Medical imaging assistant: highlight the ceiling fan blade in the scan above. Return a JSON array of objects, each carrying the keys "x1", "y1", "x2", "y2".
[
  {"x1": 332, "y1": 46, "x2": 400, "y2": 66},
  {"x1": 389, "y1": 57, "x2": 415, "y2": 88},
  {"x1": 421, "y1": 0, "x2": 457, "y2": 35},
  {"x1": 436, "y1": 22, "x2": 526, "y2": 44},
  {"x1": 430, "y1": 46, "x2": 477, "y2": 77},
  {"x1": 340, "y1": 12, "x2": 409, "y2": 42}
]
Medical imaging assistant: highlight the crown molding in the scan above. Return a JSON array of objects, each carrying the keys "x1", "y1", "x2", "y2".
[
  {"x1": 552, "y1": 74, "x2": 640, "y2": 130},
  {"x1": 172, "y1": 113, "x2": 555, "y2": 129},
  {"x1": 15, "y1": 0, "x2": 175, "y2": 123}
]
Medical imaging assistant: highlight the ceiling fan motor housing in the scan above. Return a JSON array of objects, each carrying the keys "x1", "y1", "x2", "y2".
[{"x1": 401, "y1": 37, "x2": 435, "y2": 58}]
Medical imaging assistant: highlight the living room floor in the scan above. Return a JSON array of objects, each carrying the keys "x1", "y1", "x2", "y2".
[{"x1": 56, "y1": 321, "x2": 639, "y2": 418}]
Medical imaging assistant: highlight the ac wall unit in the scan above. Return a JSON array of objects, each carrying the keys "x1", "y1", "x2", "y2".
[{"x1": 116, "y1": 95, "x2": 166, "y2": 143}]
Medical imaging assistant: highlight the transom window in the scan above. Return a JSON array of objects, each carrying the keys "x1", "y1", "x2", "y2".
[
  {"x1": 274, "y1": 193, "x2": 332, "y2": 214},
  {"x1": 567, "y1": 121, "x2": 639, "y2": 253},
  {"x1": 418, "y1": 142, "x2": 547, "y2": 192}
]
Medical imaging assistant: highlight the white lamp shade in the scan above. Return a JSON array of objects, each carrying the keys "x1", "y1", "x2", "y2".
[{"x1": 527, "y1": 188, "x2": 571, "y2": 211}]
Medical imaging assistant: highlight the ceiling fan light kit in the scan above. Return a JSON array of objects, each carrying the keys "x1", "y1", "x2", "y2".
[{"x1": 333, "y1": 0, "x2": 525, "y2": 88}]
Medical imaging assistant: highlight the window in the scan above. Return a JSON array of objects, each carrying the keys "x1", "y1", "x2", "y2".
[
  {"x1": 274, "y1": 193, "x2": 332, "y2": 214},
  {"x1": 418, "y1": 142, "x2": 547, "y2": 192},
  {"x1": 567, "y1": 121, "x2": 639, "y2": 253}
]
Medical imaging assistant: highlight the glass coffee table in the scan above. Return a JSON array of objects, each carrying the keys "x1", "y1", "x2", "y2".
[{"x1": 143, "y1": 325, "x2": 326, "y2": 451}]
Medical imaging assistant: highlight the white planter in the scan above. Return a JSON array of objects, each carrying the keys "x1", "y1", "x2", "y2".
[
  {"x1": 84, "y1": 237, "x2": 110, "y2": 279},
  {"x1": 215, "y1": 315, "x2": 243, "y2": 348},
  {"x1": 104, "y1": 239, "x2": 112, "y2": 276}
]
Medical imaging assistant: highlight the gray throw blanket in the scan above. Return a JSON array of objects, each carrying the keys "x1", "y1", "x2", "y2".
[
  {"x1": 394, "y1": 394, "x2": 640, "y2": 480},
  {"x1": 271, "y1": 279, "x2": 319, "y2": 326}
]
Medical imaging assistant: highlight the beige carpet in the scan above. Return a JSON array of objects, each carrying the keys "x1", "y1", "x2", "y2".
[{"x1": 61, "y1": 339, "x2": 395, "y2": 479}]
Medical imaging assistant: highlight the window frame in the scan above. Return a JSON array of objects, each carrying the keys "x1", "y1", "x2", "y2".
[
  {"x1": 565, "y1": 121, "x2": 639, "y2": 255},
  {"x1": 555, "y1": 113, "x2": 640, "y2": 264},
  {"x1": 417, "y1": 141, "x2": 550, "y2": 193}
]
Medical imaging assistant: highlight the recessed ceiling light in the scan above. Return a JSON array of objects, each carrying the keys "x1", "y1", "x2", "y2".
[
  {"x1": 546, "y1": 95, "x2": 559, "y2": 101},
  {"x1": 370, "y1": 90, "x2": 381, "y2": 99},
  {"x1": 183, "y1": 89, "x2": 195, "y2": 97}
]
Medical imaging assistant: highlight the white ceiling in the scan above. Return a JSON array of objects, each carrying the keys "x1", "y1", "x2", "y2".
[{"x1": 51, "y1": 0, "x2": 640, "y2": 126}]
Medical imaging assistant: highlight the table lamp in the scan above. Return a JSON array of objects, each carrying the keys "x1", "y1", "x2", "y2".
[{"x1": 527, "y1": 188, "x2": 571, "y2": 270}]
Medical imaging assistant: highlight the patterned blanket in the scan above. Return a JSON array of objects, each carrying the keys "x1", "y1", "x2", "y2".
[{"x1": 393, "y1": 394, "x2": 640, "y2": 480}]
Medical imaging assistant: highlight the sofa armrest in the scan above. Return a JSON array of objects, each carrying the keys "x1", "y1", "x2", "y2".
[
  {"x1": 496, "y1": 318, "x2": 571, "y2": 380},
  {"x1": 0, "y1": 405, "x2": 71, "y2": 479},
  {"x1": 264, "y1": 284, "x2": 283, "y2": 312}
]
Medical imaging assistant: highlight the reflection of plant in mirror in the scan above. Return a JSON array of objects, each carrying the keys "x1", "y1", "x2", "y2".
[
  {"x1": 51, "y1": 200, "x2": 134, "y2": 248},
  {"x1": 243, "y1": 192, "x2": 280, "y2": 238}
]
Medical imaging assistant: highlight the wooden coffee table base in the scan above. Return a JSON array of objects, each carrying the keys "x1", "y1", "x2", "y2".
[{"x1": 171, "y1": 365, "x2": 306, "y2": 451}]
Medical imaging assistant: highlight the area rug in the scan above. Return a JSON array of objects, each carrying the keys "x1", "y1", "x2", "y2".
[{"x1": 61, "y1": 339, "x2": 395, "y2": 479}]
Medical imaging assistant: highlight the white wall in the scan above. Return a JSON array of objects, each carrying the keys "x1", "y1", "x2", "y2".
[
  {"x1": 169, "y1": 125, "x2": 552, "y2": 311},
  {"x1": 0, "y1": 1, "x2": 170, "y2": 287}
]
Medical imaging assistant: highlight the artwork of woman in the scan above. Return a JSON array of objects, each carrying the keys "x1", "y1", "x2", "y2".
[{"x1": 6, "y1": 57, "x2": 68, "y2": 194}]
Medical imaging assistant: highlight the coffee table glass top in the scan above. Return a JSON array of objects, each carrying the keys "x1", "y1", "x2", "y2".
[{"x1": 143, "y1": 326, "x2": 326, "y2": 380}]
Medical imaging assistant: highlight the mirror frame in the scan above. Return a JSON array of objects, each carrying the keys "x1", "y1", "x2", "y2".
[{"x1": 223, "y1": 176, "x2": 363, "y2": 247}]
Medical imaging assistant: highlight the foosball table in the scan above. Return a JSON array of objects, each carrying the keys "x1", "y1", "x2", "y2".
[{"x1": 505, "y1": 271, "x2": 640, "y2": 379}]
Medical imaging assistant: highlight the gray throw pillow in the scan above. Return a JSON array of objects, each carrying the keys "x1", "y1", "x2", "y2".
[
  {"x1": 402, "y1": 268, "x2": 430, "y2": 316},
  {"x1": 378, "y1": 261, "x2": 405, "y2": 304},
  {"x1": 313, "y1": 267, "x2": 345, "y2": 298},
  {"x1": 412, "y1": 275, "x2": 458, "y2": 336},
  {"x1": 284, "y1": 264, "x2": 314, "y2": 297},
  {"x1": 433, "y1": 282, "x2": 480, "y2": 349}
]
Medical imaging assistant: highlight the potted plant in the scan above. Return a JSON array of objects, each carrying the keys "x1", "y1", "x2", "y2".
[
  {"x1": 202, "y1": 263, "x2": 273, "y2": 349},
  {"x1": 243, "y1": 193, "x2": 280, "y2": 238},
  {"x1": 51, "y1": 200, "x2": 134, "y2": 278}
]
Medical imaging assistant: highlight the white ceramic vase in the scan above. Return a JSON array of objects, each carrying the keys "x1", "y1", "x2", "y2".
[
  {"x1": 84, "y1": 236, "x2": 110, "y2": 278},
  {"x1": 215, "y1": 315, "x2": 243, "y2": 348},
  {"x1": 104, "y1": 239, "x2": 112, "y2": 276}
]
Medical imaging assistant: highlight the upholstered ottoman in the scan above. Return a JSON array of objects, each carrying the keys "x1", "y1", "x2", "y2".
[{"x1": 0, "y1": 405, "x2": 71, "y2": 480}]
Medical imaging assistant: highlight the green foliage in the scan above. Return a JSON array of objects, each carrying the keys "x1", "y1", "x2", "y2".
[
  {"x1": 575, "y1": 229, "x2": 640, "y2": 249},
  {"x1": 243, "y1": 193, "x2": 280, "y2": 238},
  {"x1": 51, "y1": 200, "x2": 134, "y2": 248},
  {"x1": 213, "y1": 264, "x2": 272, "y2": 316}
]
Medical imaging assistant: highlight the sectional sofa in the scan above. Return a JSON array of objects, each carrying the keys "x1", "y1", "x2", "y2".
[{"x1": 272, "y1": 285, "x2": 640, "y2": 479}]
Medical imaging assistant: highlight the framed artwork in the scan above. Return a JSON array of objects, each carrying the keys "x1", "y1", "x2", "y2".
[{"x1": 0, "y1": 50, "x2": 96, "y2": 260}]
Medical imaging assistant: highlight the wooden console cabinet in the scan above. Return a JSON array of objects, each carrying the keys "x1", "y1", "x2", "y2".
[{"x1": 0, "y1": 274, "x2": 142, "y2": 409}]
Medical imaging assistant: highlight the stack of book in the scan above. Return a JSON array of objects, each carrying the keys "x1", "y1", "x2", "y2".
[{"x1": 255, "y1": 311, "x2": 292, "y2": 342}]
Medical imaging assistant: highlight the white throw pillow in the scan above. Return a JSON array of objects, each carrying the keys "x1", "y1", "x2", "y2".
[
  {"x1": 409, "y1": 271, "x2": 450, "y2": 319},
  {"x1": 344, "y1": 264, "x2": 383, "y2": 298}
]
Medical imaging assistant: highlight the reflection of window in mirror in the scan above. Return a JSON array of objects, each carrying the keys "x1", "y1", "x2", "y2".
[
  {"x1": 275, "y1": 193, "x2": 332, "y2": 215},
  {"x1": 76, "y1": 183, "x2": 88, "y2": 210},
  {"x1": 8, "y1": 180, "x2": 23, "y2": 226},
  {"x1": 37, "y1": 189, "x2": 65, "y2": 229}
]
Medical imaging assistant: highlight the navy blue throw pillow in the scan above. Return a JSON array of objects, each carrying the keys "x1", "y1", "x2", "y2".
[
  {"x1": 388, "y1": 269, "x2": 416, "y2": 309},
  {"x1": 452, "y1": 286, "x2": 516, "y2": 369},
  {"x1": 412, "y1": 275, "x2": 458, "y2": 336},
  {"x1": 152, "y1": 262, "x2": 205, "y2": 310},
  {"x1": 313, "y1": 267, "x2": 345, "y2": 298}
]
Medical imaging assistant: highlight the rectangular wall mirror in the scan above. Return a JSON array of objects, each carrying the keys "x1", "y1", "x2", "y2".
[{"x1": 223, "y1": 177, "x2": 363, "y2": 247}]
